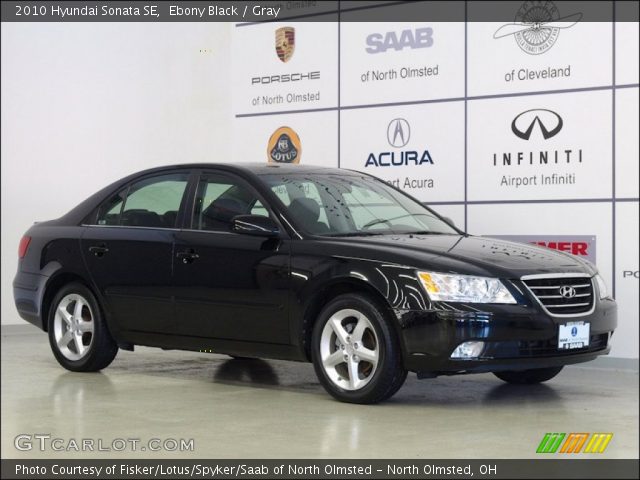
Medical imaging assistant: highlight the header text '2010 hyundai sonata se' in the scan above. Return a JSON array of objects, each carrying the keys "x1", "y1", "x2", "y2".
[{"x1": 13, "y1": 164, "x2": 616, "y2": 403}]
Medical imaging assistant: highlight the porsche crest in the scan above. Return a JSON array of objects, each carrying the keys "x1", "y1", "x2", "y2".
[{"x1": 275, "y1": 27, "x2": 295, "y2": 63}]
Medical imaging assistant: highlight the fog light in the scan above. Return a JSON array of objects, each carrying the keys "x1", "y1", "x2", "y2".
[{"x1": 450, "y1": 341, "x2": 485, "y2": 359}]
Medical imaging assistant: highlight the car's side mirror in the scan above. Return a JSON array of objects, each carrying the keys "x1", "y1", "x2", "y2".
[
  {"x1": 442, "y1": 216, "x2": 456, "y2": 228},
  {"x1": 231, "y1": 215, "x2": 280, "y2": 237}
]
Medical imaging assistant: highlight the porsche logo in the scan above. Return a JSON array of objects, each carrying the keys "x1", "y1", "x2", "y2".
[
  {"x1": 267, "y1": 127, "x2": 301, "y2": 164},
  {"x1": 275, "y1": 27, "x2": 295, "y2": 63}
]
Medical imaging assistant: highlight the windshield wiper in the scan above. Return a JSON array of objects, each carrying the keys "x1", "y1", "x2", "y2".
[
  {"x1": 404, "y1": 231, "x2": 451, "y2": 235},
  {"x1": 324, "y1": 232, "x2": 383, "y2": 237}
]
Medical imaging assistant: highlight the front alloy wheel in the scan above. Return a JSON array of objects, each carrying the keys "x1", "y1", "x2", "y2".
[
  {"x1": 319, "y1": 308, "x2": 380, "y2": 391},
  {"x1": 312, "y1": 294, "x2": 407, "y2": 404}
]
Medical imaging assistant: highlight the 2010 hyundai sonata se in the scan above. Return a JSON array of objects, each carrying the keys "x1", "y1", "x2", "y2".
[{"x1": 14, "y1": 164, "x2": 617, "y2": 403}]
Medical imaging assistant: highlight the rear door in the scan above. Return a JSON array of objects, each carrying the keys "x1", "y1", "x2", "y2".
[
  {"x1": 81, "y1": 172, "x2": 190, "y2": 335},
  {"x1": 172, "y1": 170, "x2": 290, "y2": 344}
]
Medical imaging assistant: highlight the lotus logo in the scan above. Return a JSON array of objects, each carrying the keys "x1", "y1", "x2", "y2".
[
  {"x1": 387, "y1": 118, "x2": 410, "y2": 148},
  {"x1": 267, "y1": 126, "x2": 301, "y2": 164},
  {"x1": 511, "y1": 109, "x2": 563, "y2": 140},
  {"x1": 559, "y1": 286, "x2": 577, "y2": 299},
  {"x1": 494, "y1": 1, "x2": 582, "y2": 55}
]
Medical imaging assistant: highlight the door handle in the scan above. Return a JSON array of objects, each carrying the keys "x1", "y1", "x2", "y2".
[
  {"x1": 88, "y1": 244, "x2": 109, "y2": 257},
  {"x1": 176, "y1": 249, "x2": 199, "y2": 264}
]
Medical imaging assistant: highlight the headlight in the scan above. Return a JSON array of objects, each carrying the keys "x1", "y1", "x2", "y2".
[
  {"x1": 418, "y1": 271, "x2": 517, "y2": 304},
  {"x1": 594, "y1": 274, "x2": 609, "y2": 299}
]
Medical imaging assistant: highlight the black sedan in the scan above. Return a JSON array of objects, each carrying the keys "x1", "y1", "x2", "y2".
[{"x1": 13, "y1": 164, "x2": 617, "y2": 403}]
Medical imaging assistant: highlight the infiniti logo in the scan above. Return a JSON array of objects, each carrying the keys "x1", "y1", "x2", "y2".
[
  {"x1": 387, "y1": 118, "x2": 410, "y2": 148},
  {"x1": 559, "y1": 286, "x2": 577, "y2": 299},
  {"x1": 511, "y1": 109, "x2": 563, "y2": 140}
]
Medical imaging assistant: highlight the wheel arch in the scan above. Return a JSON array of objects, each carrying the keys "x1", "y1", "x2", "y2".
[{"x1": 301, "y1": 277, "x2": 399, "y2": 361}]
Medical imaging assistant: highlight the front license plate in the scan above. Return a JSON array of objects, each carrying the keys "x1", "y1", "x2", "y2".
[{"x1": 558, "y1": 322, "x2": 590, "y2": 350}]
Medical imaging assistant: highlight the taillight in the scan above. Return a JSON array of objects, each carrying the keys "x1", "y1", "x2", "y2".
[{"x1": 18, "y1": 236, "x2": 31, "y2": 259}]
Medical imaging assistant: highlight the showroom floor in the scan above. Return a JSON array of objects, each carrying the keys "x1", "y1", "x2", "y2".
[{"x1": 2, "y1": 325, "x2": 638, "y2": 459}]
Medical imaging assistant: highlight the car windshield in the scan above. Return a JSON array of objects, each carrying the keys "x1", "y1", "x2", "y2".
[{"x1": 259, "y1": 172, "x2": 459, "y2": 237}]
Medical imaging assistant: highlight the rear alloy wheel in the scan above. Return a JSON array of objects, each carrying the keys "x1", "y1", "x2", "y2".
[
  {"x1": 494, "y1": 366, "x2": 564, "y2": 384},
  {"x1": 48, "y1": 282, "x2": 118, "y2": 372},
  {"x1": 312, "y1": 294, "x2": 407, "y2": 404}
]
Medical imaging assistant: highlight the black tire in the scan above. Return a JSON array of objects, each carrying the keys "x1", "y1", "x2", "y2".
[
  {"x1": 493, "y1": 366, "x2": 564, "y2": 384},
  {"x1": 311, "y1": 293, "x2": 407, "y2": 404},
  {"x1": 47, "y1": 282, "x2": 118, "y2": 372}
]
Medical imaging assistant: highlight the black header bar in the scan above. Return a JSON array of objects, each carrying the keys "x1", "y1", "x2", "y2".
[{"x1": 1, "y1": 1, "x2": 639, "y2": 22}]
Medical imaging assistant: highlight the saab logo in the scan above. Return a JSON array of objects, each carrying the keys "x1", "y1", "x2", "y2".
[
  {"x1": 275, "y1": 27, "x2": 295, "y2": 63},
  {"x1": 366, "y1": 119, "x2": 434, "y2": 167},
  {"x1": 537, "y1": 433, "x2": 613, "y2": 454},
  {"x1": 267, "y1": 127, "x2": 301, "y2": 164},
  {"x1": 387, "y1": 118, "x2": 410, "y2": 148},
  {"x1": 365, "y1": 27, "x2": 434, "y2": 54},
  {"x1": 494, "y1": 1, "x2": 582, "y2": 55},
  {"x1": 511, "y1": 109, "x2": 563, "y2": 140}
]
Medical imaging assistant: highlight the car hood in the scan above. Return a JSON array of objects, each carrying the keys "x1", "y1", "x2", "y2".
[{"x1": 328, "y1": 234, "x2": 596, "y2": 278}]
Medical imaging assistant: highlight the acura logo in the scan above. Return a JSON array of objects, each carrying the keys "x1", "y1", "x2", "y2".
[
  {"x1": 559, "y1": 286, "x2": 576, "y2": 299},
  {"x1": 387, "y1": 118, "x2": 410, "y2": 148},
  {"x1": 511, "y1": 109, "x2": 563, "y2": 140}
]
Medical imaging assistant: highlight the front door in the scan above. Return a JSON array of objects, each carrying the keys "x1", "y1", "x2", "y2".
[{"x1": 172, "y1": 172, "x2": 290, "y2": 344}]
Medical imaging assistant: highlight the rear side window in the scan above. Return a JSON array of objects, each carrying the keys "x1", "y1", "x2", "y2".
[{"x1": 96, "y1": 173, "x2": 189, "y2": 228}]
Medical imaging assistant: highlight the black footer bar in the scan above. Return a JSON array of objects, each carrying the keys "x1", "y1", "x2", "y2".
[{"x1": 2, "y1": 459, "x2": 639, "y2": 480}]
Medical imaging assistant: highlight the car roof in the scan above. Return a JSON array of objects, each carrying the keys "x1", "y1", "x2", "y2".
[{"x1": 136, "y1": 162, "x2": 362, "y2": 177}]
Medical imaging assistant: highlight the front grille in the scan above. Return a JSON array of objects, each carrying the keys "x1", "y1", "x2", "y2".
[
  {"x1": 523, "y1": 276, "x2": 594, "y2": 315},
  {"x1": 484, "y1": 333, "x2": 609, "y2": 359}
]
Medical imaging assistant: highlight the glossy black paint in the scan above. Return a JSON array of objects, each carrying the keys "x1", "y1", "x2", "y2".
[{"x1": 13, "y1": 163, "x2": 616, "y2": 374}]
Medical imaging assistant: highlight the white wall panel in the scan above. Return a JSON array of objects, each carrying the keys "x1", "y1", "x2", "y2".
[
  {"x1": 340, "y1": 22, "x2": 464, "y2": 106},
  {"x1": 615, "y1": 201, "x2": 639, "y2": 358},
  {"x1": 615, "y1": 21, "x2": 640, "y2": 84},
  {"x1": 233, "y1": 112, "x2": 338, "y2": 168},
  {"x1": 468, "y1": 17, "x2": 612, "y2": 96},
  {"x1": 232, "y1": 21, "x2": 338, "y2": 115},
  {"x1": 615, "y1": 87, "x2": 639, "y2": 198},
  {"x1": 467, "y1": 90, "x2": 612, "y2": 201},
  {"x1": 340, "y1": 102, "x2": 464, "y2": 202}
]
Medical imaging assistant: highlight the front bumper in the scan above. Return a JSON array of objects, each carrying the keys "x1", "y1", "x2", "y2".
[{"x1": 396, "y1": 297, "x2": 617, "y2": 375}]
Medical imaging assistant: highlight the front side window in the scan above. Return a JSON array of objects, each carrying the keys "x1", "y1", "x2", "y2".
[
  {"x1": 193, "y1": 175, "x2": 269, "y2": 231},
  {"x1": 96, "y1": 190, "x2": 126, "y2": 226},
  {"x1": 96, "y1": 173, "x2": 188, "y2": 228}
]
